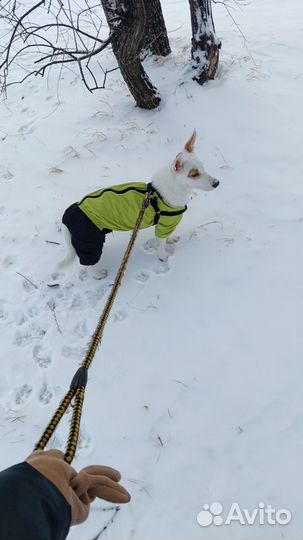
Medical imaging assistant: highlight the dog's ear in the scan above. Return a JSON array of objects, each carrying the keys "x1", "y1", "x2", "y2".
[
  {"x1": 174, "y1": 153, "x2": 184, "y2": 173},
  {"x1": 184, "y1": 129, "x2": 197, "y2": 153}
]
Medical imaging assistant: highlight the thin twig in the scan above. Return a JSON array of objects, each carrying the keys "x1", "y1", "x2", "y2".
[
  {"x1": 197, "y1": 220, "x2": 223, "y2": 229},
  {"x1": 16, "y1": 271, "x2": 38, "y2": 289},
  {"x1": 90, "y1": 507, "x2": 120, "y2": 540},
  {"x1": 47, "y1": 301, "x2": 62, "y2": 334}
]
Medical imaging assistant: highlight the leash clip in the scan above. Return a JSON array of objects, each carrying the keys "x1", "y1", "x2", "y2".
[{"x1": 70, "y1": 367, "x2": 88, "y2": 389}]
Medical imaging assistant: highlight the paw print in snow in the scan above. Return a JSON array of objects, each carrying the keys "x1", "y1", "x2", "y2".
[
  {"x1": 33, "y1": 344, "x2": 51, "y2": 368},
  {"x1": 14, "y1": 328, "x2": 33, "y2": 347},
  {"x1": 76, "y1": 428, "x2": 94, "y2": 456},
  {"x1": 72, "y1": 321, "x2": 88, "y2": 338},
  {"x1": 136, "y1": 270, "x2": 151, "y2": 283},
  {"x1": 2, "y1": 255, "x2": 18, "y2": 269},
  {"x1": 143, "y1": 238, "x2": 158, "y2": 253},
  {"x1": 0, "y1": 307, "x2": 8, "y2": 322},
  {"x1": 70, "y1": 294, "x2": 84, "y2": 309},
  {"x1": 84, "y1": 286, "x2": 106, "y2": 308},
  {"x1": 14, "y1": 384, "x2": 33, "y2": 406},
  {"x1": 39, "y1": 381, "x2": 53, "y2": 405},
  {"x1": 14, "y1": 323, "x2": 46, "y2": 347},
  {"x1": 62, "y1": 345, "x2": 85, "y2": 359},
  {"x1": 113, "y1": 309, "x2": 128, "y2": 322}
]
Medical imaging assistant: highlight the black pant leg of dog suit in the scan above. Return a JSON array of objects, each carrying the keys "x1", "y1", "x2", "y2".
[{"x1": 62, "y1": 203, "x2": 108, "y2": 265}]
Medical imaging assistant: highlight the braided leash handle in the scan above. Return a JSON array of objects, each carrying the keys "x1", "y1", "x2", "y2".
[
  {"x1": 34, "y1": 190, "x2": 151, "y2": 463},
  {"x1": 34, "y1": 389, "x2": 75, "y2": 452}
]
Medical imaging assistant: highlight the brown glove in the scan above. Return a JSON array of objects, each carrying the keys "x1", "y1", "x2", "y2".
[{"x1": 26, "y1": 449, "x2": 131, "y2": 525}]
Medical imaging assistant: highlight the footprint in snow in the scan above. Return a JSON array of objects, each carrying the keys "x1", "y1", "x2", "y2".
[
  {"x1": 33, "y1": 344, "x2": 52, "y2": 368},
  {"x1": 50, "y1": 270, "x2": 65, "y2": 281},
  {"x1": 0, "y1": 169, "x2": 14, "y2": 181},
  {"x1": 28, "y1": 306, "x2": 39, "y2": 318},
  {"x1": 113, "y1": 309, "x2": 128, "y2": 322},
  {"x1": 143, "y1": 238, "x2": 157, "y2": 254},
  {"x1": 18, "y1": 123, "x2": 36, "y2": 135},
  {"x1": 22, "y1": 279, "x2": 37, "y2": 293},
  {"x1": 55, "y1": 283, "x2": 74, "y2": 301},
  {"x1": 70, "y1": 294, "x2": 84, "y2": 309},
  {"x1": 38, "y1": 381, "x2": 54, "y2": 405},
  {"x1": 20, "y1": 107, "x2": 36, "y2": 117},
  {"x1": 14, "y1": 384, "x2": 33, "y2": 407},
  {"x1": 84, "y1": 286, "x2": 106, "y2": 308},
  {"x1": 16, "y1": 312, "x2": 28, "y2": 326},
  {"x1": 2, "y1": 255, "x2": 18, "y2": 269},
  {"x1": 72, "y1": 321, "x2": 88, "y2": 338},
  {"x1": 0, "y1": 307, "x2": 8, "y2": 322},
  {"x1": 76, "y1": 428, "x2": 94, "y2": 456},
  {"x1": 48, "y1": 433, "x2": 64, "y2": 451},
  {"x1": 14, "y1": 328, "x2": 33, "y2": 347},
  {"x1": 135, "y1": 270, "x2": 151, "y2": 283},
  {"x1": 49, "y1": 271, "x2": 75, "y2": 288},
  {"x1": 62, "y1": 345, "x2": 85, "y2": 359},
  {"x1": 14, "y1": 323, "x2": 46, "y2": 347},
  {"x1": 0, "y1": 300, "x2": 11, "y2": 323}
]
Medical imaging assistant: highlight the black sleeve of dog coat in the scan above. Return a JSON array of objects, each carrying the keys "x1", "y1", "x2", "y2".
[{"x1": 0, "y1": 461, "x2": 71, "y2": 540}]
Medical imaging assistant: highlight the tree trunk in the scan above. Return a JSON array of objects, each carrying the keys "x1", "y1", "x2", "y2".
[
  {"x1": 188, "y1": 0, "x2": 220, "y2": 85},
  {"x1": 101, "y1": 0, "x2": 161, "y2": 109},
  {"x1": 142, "y1": 0, "x2": 171, "y2": 57}
]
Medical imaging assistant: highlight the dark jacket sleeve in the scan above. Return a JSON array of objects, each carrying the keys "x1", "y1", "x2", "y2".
[{"x1": 0, "y1": 461, "x2": 71, "y2": 540}]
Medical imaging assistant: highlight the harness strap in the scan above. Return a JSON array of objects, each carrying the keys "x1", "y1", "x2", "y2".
[
  {"x1": 149, "y1": 195, "x2": 161, "y2": 225},
  {"x1": 146, "y1": 182, "x2": 187, "y2": 224}
]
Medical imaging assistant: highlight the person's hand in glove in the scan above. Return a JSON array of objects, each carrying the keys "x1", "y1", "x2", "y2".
[{"x1": 26, "y1": 449, "x2": 131, "y2": 525}]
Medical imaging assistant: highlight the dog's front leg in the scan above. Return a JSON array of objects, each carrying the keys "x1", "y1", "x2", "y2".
[{"x1": 157, "y1": 237, "x2": 169, "y2": 262}]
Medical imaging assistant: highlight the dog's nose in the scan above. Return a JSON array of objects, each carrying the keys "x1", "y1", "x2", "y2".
[{"x1": 212, "y1": 179, "x2": 220, "y2": 188}]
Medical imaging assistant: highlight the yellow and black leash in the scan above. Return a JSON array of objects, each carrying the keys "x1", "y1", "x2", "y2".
[{"x1": 34, "y1": 188, "x2": 152, "y2": 463}]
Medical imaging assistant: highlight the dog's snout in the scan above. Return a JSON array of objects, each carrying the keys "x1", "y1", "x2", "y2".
[{"x1": 212, "y1": 179, "x2": 220, "y2": 188}]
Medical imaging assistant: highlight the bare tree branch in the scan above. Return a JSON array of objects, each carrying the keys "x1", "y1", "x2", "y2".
[{"x1": 0, "y1": 0, "x2": 114, "y2": 94}]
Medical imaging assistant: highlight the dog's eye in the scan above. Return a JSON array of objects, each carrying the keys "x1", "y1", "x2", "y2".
[{"x1": 189, "y1": 169, "x2": 200, "y2": 178}]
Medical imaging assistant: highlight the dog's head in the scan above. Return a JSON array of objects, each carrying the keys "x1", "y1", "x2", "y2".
[{"x1": 171, "y1": 130, "x2": 219, "y2": 192}]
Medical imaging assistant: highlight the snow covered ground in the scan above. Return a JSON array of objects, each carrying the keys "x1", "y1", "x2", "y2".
[{"x1": 0, "y1": 0, "x2": 302, "y2": 538}]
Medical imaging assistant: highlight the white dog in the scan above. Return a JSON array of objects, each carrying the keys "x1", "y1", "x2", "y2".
[{"x1": 54, "y1": 130, "x2": 219, "y2": 280}]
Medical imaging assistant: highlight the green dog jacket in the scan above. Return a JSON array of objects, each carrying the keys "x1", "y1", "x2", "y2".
[{"x1": 78, "y1": 182, "x2": 187, "y2": 239}]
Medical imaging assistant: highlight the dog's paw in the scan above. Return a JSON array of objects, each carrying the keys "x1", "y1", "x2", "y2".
[
  {"x1": 91, "y1": 268, "x2": 108, "y2": 280},
  {"x1": 158, "y1": 255, "x2": 169, "y2": 262},
  {"x1": 80, "y1": 267, "x2": 108, "y2": 280},
  {"x1": 152, "y1": 260, "x2": 170, "y2": 275},
  {"x1": 166, "y1": 235, "x2": 180, "y2": 245}
]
